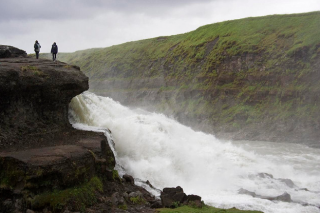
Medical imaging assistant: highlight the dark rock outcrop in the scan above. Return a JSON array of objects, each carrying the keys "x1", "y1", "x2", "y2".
[
  {"x1": 123, "y1": 174, "x2": 135, "y2": 185},
  {"x1": 161, "y1": 186, "x2": 187, "y2": 208},
  {"x1": 255, "y1": 173, "x2": 296, "y2": 188},
  {"x1": 240, "y1": 173, "x2": 320, "y2": 208},
  {"x1": 238, "y1": 188, "x2": 292, "y2": 203},
  {"x1": 0, "y1": 46, "x2": 88, "y2": 151},
  {"x1": 0, "y1": 45, "x2": 27, "y2": 58},
  {"x1": 0, "y1": 135, "x2": 116, "y2": 212},
  {"x1": 160, "y1": 186, "x2": 203, "y2": 208},
  {"x1": 0, "y1": 46, "x2": 158, "y2": 213}
]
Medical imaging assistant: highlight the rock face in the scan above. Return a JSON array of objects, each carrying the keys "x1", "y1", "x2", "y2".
[
  {"x1": 87, "y1": 49, "x2": 320, "y2": 147},
  {"x1": 160, "y1": 186, "x2": 203, "y2": 208},
  {"x1": 238, "y1": 189, "x2": 292, "y2": 202},
  {"x1": 0, "y1": 46, "x2": 159, "y2": 213},
  {"x1": 0, "y1": 46, "x2": 88, "y2": 150},
  {"x1": 0, "y1": 135, "x2": 115, "y2": 212},
  {"x1": 0, "y1": 45, "x2": 27, "y2": 58}
]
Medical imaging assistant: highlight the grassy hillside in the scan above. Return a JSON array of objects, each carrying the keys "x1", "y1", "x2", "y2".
[
  {"x1": 58, "y1": 11, "x2": 320, "y2": 77},
  {"x1": 54, "y1": 11, "x2": 320, "y2": 145}
]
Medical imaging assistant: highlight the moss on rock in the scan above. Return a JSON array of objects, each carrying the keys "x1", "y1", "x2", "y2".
[{"x1": 30, "y1": 176, "x2": 103, "y2": 212}]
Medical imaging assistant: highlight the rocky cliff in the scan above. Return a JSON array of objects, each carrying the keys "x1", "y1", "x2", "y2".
[
  {"x1": 0, "y1": 46, "x2": 159, "y2": 213},
  {"x1": 0, "y1": 45, "x2": 90, "y2": 151},
  {"x1": 56, "y1": 12, "x2": 320, "y2": 147}
]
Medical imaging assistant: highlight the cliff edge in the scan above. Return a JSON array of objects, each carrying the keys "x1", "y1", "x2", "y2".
[
  {"x1": 0, "y1": 46, "x2": 159, "y2": 213},
  {"x1": 0, "y1": 45, "x2": 93, "y2": 151}
]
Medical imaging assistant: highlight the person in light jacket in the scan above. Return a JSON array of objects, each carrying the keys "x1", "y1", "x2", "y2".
[
  {"x1": 51, "y1": 42, "x2": 58, "y2": 61},
  {"x1": 34, "y1": 40, "x2": 41, "y2": 59}
]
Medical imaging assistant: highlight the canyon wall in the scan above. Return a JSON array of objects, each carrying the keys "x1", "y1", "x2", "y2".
[{"x1": 57, "y1": 12, "x2": 320, "y2": 147}]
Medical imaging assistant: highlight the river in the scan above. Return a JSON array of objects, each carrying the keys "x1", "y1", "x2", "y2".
[{"x1": 69, "y1": 92, "x2": 320, "y2": 213}]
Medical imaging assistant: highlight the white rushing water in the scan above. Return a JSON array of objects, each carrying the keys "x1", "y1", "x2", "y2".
[{"x1": 69, "y1": 92, "x2": 320, "y2": 213}]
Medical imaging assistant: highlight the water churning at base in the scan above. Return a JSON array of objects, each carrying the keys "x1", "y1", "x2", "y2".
[{"x1": 69, "y1": 92, "x2": 320, "y2": 213}]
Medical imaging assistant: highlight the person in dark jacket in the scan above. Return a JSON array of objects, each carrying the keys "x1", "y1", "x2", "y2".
[
  {"x1": 51, "y1": 42, "x2": 58, "y2": 61},
  {"x1": 34, "y1": 40, "x2": 41, "y2": 59}
]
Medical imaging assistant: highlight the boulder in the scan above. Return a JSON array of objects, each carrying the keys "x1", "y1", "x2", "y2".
[
  {"x1": 150, "y1": 200, "x2": 163, "y2": 208},
  {"x1": 186, "y1": 194, "x2": 202, "y2": 203},
  {"x1": 238, "y1": 188, "x2": 257, "y2": 197},
  {"x1": 271, "y1": 192, "x2": 292, "y2": 202},
  {"x1": 123, "y1": 174, "x2": 135, "y2": 185},
  {"x1": 239, "y1": 188, "x2": 292, "y2": 203},
  {"x1": 0, "y1": 45, "x2": 27, "y2": 58},
  {"x1": 278, "y1": 178, "x2": 296, "y2": 188},
  {"x1": 111, "y1": 192, "x2": 126, "y2": 206},
  {"x1": 160, "y1": 186, "x2": 187, "y2": 208}
]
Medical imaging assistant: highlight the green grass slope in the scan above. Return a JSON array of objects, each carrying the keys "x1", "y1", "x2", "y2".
[
  {"x1": 58, "y1": 11, "x2": 320, "y2": 77},
  {"x1": 55, "y1": 11, "x2": 320, "y2": 145}
]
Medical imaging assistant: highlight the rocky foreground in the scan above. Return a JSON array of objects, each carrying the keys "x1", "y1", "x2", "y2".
[{"x1": 0, "y1": 46, "x2": 204, "y2": 213}]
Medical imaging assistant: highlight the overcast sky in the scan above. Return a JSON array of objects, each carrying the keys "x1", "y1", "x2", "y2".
[{"x1": 1, "y1": 0, "x2": 319, "y2": 53}]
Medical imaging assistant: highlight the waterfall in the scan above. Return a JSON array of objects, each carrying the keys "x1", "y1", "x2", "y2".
[{"x1": 68, "y1": 91, "x2": 320, "y2": 213}]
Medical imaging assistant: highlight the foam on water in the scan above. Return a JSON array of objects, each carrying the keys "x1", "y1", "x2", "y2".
[{"x1": 69, "y1": 92, "x2": 320, "y2": 213}]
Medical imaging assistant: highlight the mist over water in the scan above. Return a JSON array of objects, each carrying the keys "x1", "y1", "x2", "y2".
[{"x1": 69, "y1": 92, "x2": 320, "y2": 213}]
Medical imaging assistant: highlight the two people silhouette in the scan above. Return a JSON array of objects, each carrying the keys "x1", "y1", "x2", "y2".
[{"x1": 34, "y1": 40, "x2": 58, "y2": 61}]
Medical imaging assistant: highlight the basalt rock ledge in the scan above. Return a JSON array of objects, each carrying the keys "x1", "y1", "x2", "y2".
[
  {"x1": 0, "y1": 45, "x2": 89, "y2": 150},
  {"x1": 0, "y1": 46, "x2": 162, "y2": 213}
]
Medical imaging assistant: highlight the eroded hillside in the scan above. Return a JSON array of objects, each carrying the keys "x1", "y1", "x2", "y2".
[{"x1": 55, "y1": 12, "x2": 320, "y2": 146}]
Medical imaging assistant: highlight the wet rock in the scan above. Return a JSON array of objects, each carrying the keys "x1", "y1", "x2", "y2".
[
  {"x1": 14, "y1": 199, "x2": 22, "y2": 210},
  {"x1": 42, "y1": 208, "x2": 52, "y2": 213},
  {"x1": 272, "y1": 192, "x2": 292, "y2": 202},
  {"x1": 129, "y1": 191, "x2": 143, "y2": 199},
  {"x1": 161, "y1": 186, "x2": 187, "y2": 208},
  {"x1": 186, "y1": 194, "x2": 202, "y2": 207},
  {"x1": 186, "y1": 194, "x2": 202, "y2": 202},
  {"x1": 239, "y1": 188, "x2": 292, "y2": 203},
  {"x1": 278, "y1": 178, "x2": 296, "y2": 188},
  {"x1": 2, "y1": 199, "x2": 13, "y2": 212},
  {"x1": 160, "y1": 186, "x2": 204, "y2": 208},
  {"x1": 123, "y1": 192, "x2": 129, "y2": 201},
  {"x1": 257, "y1": 173, "x2": 273, "y2": 178},
  {"x1": 112, "y1": 192, "x2": 126, "y2": 206},
  {"x1": 238, "y1": 188, "x2": 257, "y2": 197},
  {"x1": 142, "y1": 180, "x2": 162, "y2": 194},
  {"x1": 150, "y1": 200, "x2": 163, "y2": 208},
  {"x1": 190, "y1": 200, "x2": 203, "y2": 208},
  {"x1": 123, "y1": 174, "x2": 135, "y2": 185},
  {"x1": 255, "y1": 173, "x2": 296, "y2": 188}
]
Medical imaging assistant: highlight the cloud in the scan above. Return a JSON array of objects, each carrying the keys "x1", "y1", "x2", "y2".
[
  {"x1": 0, "y1": 0, "x2": 319, "y2": 53},
  {"x1": 0, "y1": 0, "x2": 214, "y2": 21}
]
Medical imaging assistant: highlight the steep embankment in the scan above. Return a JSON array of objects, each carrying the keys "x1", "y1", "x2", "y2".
[{"x1": 57, "y1": 12, "x2": 320, "y2": 146}]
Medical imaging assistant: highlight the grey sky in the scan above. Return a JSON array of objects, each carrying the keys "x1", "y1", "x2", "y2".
[{"x1": 1, "y1": 0, "x2": 319, "y2": 53}]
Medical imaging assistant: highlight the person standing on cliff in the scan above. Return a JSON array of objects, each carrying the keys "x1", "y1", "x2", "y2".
[
  {"x1": 34, "y1": 40, "x2": 41, "y2": 59},
  {"x1": 51, "y1": 42, "x2": 58, "y2": 61}
]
